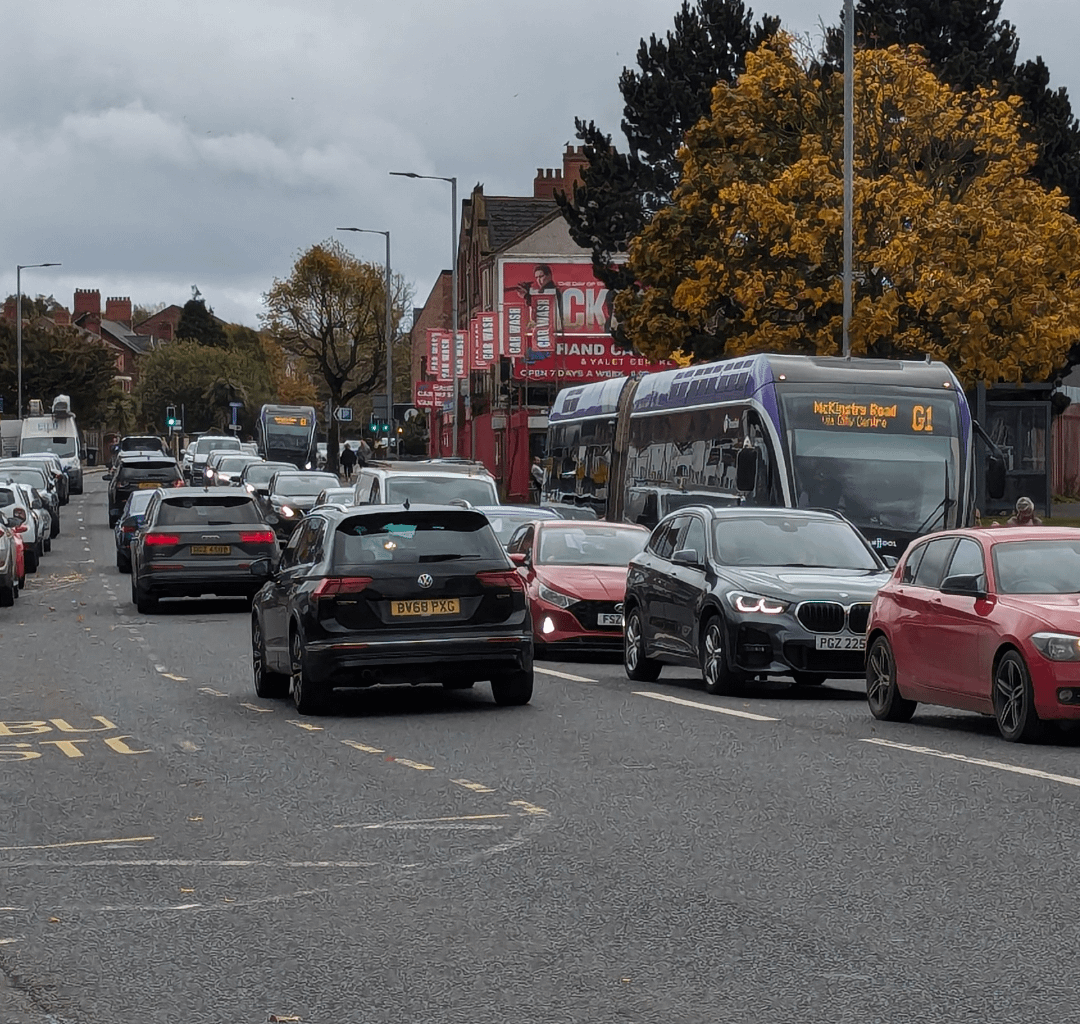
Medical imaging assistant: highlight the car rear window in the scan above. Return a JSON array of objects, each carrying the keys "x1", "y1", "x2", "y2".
[
  {"x1": 0, "y1": 487, "x2": 16, "y2": 506},
  {"x1": 243, "y1": 464, "x2": 292, "y2": 486},
  {"x1": 157, "y1": 496, "x2": 262, "y2": 526},
  {"x1": 118, "y1": 462, "x2": 181, "y2": 482},
  {"x1": 332, "y1": 510, "x2": 506, "y2": 566},
  {"x1": 274, "y1": 474, "x2": 339, "y2": 496},
  {"x1": 120, "y1": 437, "x2": 164, "y2": 451},
  {"x1": 195, "y1": 437, "x2": 241, "y2": 455},
  {"x1": 385, "y1": 475, "x2": 499, "y2": 506}
]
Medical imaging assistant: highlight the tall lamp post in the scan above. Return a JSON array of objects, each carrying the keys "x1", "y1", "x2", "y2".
[
  {"x1": 337, "y1": 227, "x2": 392, "y2": 447},
  {"x1": 842, "y1": 0, "x2": 854, "y2": 357},
  {"x1": 15, "y1": 262, "x2": 62, "y2": 418},
  {"x1": 389, "y1": 170, "x2": 459, "y2": 457}
]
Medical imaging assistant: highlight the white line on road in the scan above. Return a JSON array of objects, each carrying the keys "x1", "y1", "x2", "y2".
[
  {"x1": 634, "y1": 690, "x2": 780, "y2": 722},
  {"x1": 0, "y1": 859, "x2": 383, "y2": 869},
  {"x1": 451, "y1": 778, "x2": 495, "y2": 793},
  {"x1": 286, "y1": 719, "x2": 323, "y2": 732},
  {"x1": 0, "y1": 835, "x2": 155, "y2": 853},
  {"x1": 341, "y1": 740, "x2": 384, "y2": 753},
  {"x1": 0, "y1": 938, "x2": 18, "y2": 945},
  {"x1": 536, "y1": 666, "x2": 598, "y2": 683},
  {"x1": 860, "y1": 738, "x2": 1080, "y2": 788},
  {"x1": 391, "y1": 757, "x2": 435, "y2": 770},
  {"x1": 336, "y1": 814, "x2": 511, "y2": 831}
]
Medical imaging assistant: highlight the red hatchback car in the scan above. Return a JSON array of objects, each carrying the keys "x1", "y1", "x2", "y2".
[
  {"x1": 507, "y1": 520, "x2": 650, "y2": 655},
  {"x1": 866, "y1": 527, "x2": 1080, "y2": 742}
]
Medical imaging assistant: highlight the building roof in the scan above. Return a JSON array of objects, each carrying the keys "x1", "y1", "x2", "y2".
[
  {"x1": 485, "y1": 197, "x2": 558, "y2": 251},
  {"x1": 100, "y1": 319, "x2": 154, "y2": 355}
]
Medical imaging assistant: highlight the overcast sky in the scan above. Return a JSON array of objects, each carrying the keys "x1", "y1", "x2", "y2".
[{"x1": 2, "y1": 0, "x2": 1077, "y2": 329}]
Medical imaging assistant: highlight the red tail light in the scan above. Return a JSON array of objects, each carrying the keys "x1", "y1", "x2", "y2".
[
  {"x1": 312, "y1": 576, "x2": 373, "y2": 600},
  {"x1": 144, "y1": 532, "x2": 180, "y2": 546},
  {"x1": 477, "y1": 569, "x2": 525, "y2": 591},
  {"x1": 172, "y1": 479, "x2": 185, "y2": 488},
  {"x1": 239, "y1": 530, "x2": 276, "y2": 544},
  {"x1": 122, "y1": 523, "x2": 138, "y2": 535}
]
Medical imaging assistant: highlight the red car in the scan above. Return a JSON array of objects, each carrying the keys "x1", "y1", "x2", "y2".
[
  {"x1": 507, "y1": 520, "x2": 650, "y2": 655},
  {"x1": 866, "y1": 527, "x2": 1080, "y2": 742},
  {"x1": 0, "y1": 516, "x2": 26, "y2": 604}
]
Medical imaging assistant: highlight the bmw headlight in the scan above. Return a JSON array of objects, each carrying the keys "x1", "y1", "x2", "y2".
[
  {"x1": 727, "y1": 591, "x2": 789, "y2": 615},
  {"x1": 1031, "y1": 633, "x2": 1080, "y2": 662},
  {"x1": 537, "y1": 581, "x2": 575, "y2": 609}
]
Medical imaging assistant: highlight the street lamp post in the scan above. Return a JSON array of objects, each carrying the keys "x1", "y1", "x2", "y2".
[
  {"x1": 15, "y1": 262, "x2": 61, "y2": 418},
  {"x1": 842, "y1": 0, "x2": 854, "y2": 358},
  {"x1": 389, "y1": 171, "x2": 459, "y2": 457},
  {"x1": 337, "y1": 227, "x2": 392, "y2": 448}
]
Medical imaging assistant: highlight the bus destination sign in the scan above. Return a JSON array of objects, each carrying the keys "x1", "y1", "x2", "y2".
[
  {"x1": 272, "y1": 415, "x2": 308, "y2": 427},
  {"x1": 786, "y1": 397, "x2": 950, "y2": 434}
]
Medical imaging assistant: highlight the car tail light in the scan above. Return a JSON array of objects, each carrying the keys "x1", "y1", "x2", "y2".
[
  {"x1": 122, "y1": 523, "x2": 138, "y2": 535},
  {"x1": 172, "y1": 479, "x2": 185, "y2": 488},
  {"x1": 476, "y1": 569, "x2": 525, "y2": 591},
  {"x1": 312, "y1": 576, "x2": 373, "y2": 600},
  {"x1": 144, "y1": 532, "x2": 181, "y2": 546},
  {"x1": 240, "y1": 530, "x2": 276, "y2": 545}
]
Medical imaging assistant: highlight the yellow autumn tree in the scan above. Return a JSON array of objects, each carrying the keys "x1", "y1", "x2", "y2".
[{"x1": 617, "y1": 37, "x2": 1080, "y2": 385}]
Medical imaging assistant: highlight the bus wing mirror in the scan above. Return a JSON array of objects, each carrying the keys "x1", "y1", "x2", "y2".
[
  {"x1": 987, "y1": 454, "x2": 1006, "y2": 500},
  {"x1": 735, "y1": 448, "x2": 759, "y2": 493}
]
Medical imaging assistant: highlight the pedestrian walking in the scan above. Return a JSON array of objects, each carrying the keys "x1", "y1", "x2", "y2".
[
  {"x1": 530, "y1": 457, "x2": 546, "y2": 503},
  {"x1": 340, "y1": 442, "x2": 357, "y2": 481}
]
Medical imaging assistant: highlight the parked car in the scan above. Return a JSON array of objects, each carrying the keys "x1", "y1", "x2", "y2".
[
  {"x1": 113, "y1": 488, "x2": 160, "y2": 573},
  {"x1": 506, "y1": 519, "x2": 649, "y2": 654},
  {"x1": 0, "y1": 463, "x2": 60, "y2": 537},
  {"x1": 0, "y1": 480, "x2": 46, "y2": 574},
  {"x1": 208, "y1": 453, "x2": 262, "y2": 487},
  {"x1": 15, "y1": 452, "x2": 70, "y2": 504},
  {"x1": 1, "y1": 512, "x2": 27, "y2": 594},
  {"x1": 106, "y1": 455, "x2": 184, "y2": 527},
  {"x1": 623, "y1": 507, "x2": 890, "y2": 691},
  {"x1": 0, "y1": 512, "x2": 21, "y2": 606},
  {"x1": 352, "y1": 460, "x2": 500, "y2": 507},
  {"x1": 129, "y1": 487, "x2": 278, "y2": 613},
  {"x1": 239, "y1": 461, "x2": 298, "y2": 499},
  {"x1": 475, "y1": 505, "x2": 561, "y2": 547},
  {"x1": 250, "y1": 504, "x2": 533, "y2": 714},
  {"x1": 259, "y1": 471, "x2": 342, "y2": 543},
  {"x1": 866, "y1": 527, "x2": 1080, "y2": 743}
]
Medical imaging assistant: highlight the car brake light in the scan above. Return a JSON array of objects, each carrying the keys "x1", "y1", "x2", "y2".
[
  {"x1": 240, "y1": 530, "x2": 275, "y2": 544},
  {"x1": 172, "y1": 479, "x2": 185, "y2": 488},
  {"x1": 122, "y1": 524, "x2": 138, "y2": 534},
  {"x1": 144, "y1": 532, "x2": 181, "y2": 546},
  {"x1": 476, "y1": 569, "x2": 525, "y2": 591},
  {"x1": 312, "y1": 576, "x2": 373, "y2": 599}
]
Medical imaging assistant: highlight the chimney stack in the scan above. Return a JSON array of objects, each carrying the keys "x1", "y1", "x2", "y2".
[{"x1": 105, "y1": 296, "x2": 132, "y2": 328}]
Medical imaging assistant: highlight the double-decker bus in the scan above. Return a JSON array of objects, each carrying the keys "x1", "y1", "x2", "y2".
[
  {"x1": 546, "y1": 354, "x2": 1004, "y2": 556},
  {"x1": 256, "y1": 404, "x2": 318, "y2": 469}
]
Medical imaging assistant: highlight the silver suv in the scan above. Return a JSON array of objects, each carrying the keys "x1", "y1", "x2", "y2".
[{"x1": 352, "y1": 460, "x2": 499, "y2": 507}]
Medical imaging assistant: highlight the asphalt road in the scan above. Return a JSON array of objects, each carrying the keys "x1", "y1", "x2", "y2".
[{"x1": 2, "y1": 473, "x2": 1079, "y2": 1023}]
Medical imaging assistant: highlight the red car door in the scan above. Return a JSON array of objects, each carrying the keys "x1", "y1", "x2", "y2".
[
  {"x1": 896, "y1": 536, "x2": 958, "y2": 699},
  {"x1": 931, "y1": 536, "x2": 996, "y2": 711}
]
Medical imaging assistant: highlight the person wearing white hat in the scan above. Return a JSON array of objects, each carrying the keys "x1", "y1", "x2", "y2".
[{"x1": 1007, "y1": 496, "x2": 1042, "y2": 527}]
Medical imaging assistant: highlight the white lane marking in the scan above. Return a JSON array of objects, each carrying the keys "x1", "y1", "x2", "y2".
[
  {"x1": 861, "y1": 738, "x2": 1080, "y2": 788},
  {"x1": 392, "y1": 757, "x2": 435, "y2": 771},
  {"x1": 161, "y1": 673, "x2": 187, "y2": 682},
  {"x1": 239, "y1": 702, "x2": 275, "y2": 713},
  {"x1": 286, "y1": 720, "x2": 323, "y2": 732},
  {"x1": 0, "y1": 938, "x2": 18, "y2": 945},
  {"x1": 341, "y1": 740, "x2": 384, "y2": 753},
  {"x1": 536, "y1": 666, "x2": 598, "y2": 683},
  {"x1": 0, "y1": 835, "x2": 155, "y2": 853},
  {"x1": 198, "y1": 687, "x2": 227, "y2": 697},
  {"x1": 336, "y1": 814, "x2": 511, "y2": 831},
  {"x1": 0, "y1": 859, "x2": 382, "y2": 869},
  {"x1": 451, "y1": 778, "x2": 495, "y2": 793},
  {"x1": 508, "y1": 799, "x2": 550, "y2": 815},
  {"x1": 633, "y1": 690, "x2": 780, "y2": 722}
]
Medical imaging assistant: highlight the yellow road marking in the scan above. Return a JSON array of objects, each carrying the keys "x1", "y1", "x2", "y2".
[
  {"x1": 633, "y1": 690, "x2": 779, "y2": 722},
  {"x1": 286, "y1": 720, "x2": 324, "y2": 732},
  {"x1": 451, "y1": 778, "x2": 495, "y2": 793},
  {"x1": 161, "y1": 673, "x2": 187, "y2": 682},
  {"x1": 509, "y1": 799, "x2": 550, "y2": 816},
  {"x1": 0, "y1": 835, "x2": 155, "y2": 852},
  {"x1": 341, "y1": 740, "x2": 384, "y2": 754},
  {"x1": 239, "y1": 703, "x2": 275, "y2": 713},
  {"x1": 392, "y1": 757, "x2": 434, "y2": 770},
  {"x1": 198, "y1": 687, "x2": 227, "y2": 697}
]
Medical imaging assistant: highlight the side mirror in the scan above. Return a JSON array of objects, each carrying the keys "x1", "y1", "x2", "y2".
[
  {"x1": 986, "y1": 455, "x2": 1006, "y2": 500},
  {"x1": 881, "y1": 555, "x2": 899, "y2": 568},
  {"x1": 509, "y1": 552, "x2": 527, "y2": 567},
  {"x1": 736, "y1": 448, "x2": 759, "y2": 493},
  {"x1": 940, "y1": 573, "x2": 987, "y2": 599},
  {"x1": 672, "y1": 548, "x2": 702, "y2": 568},
  {"x1": 31, "y1": 497, "x2": 43, "y2": 510},
  {"x1": 249, "y1": 557, "x2": 273, "y2": 579},
  {"x1": 103, "y1": 472, "x2": 113, "y2": 482}
]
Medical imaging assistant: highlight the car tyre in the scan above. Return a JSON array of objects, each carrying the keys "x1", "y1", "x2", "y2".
[
  {"x1": 132, "y1": 571, "x2": 157, "y2": 614},
  {"x1": 252, "y1": 614, "x2": 289, "y2": 699},
  {"x1": 491, "y1": 669, "x2": 533, "y2": 706},
  {"x1": 792, "y1": 671, "x2": 827, "y2": 687},
  {"x1": 290, "y1": 629, "x2": 330, "y2": 715},
  {"x1": 624, "y1": 606, "x2": 662, "y2": 682},
  {"x1": 866, "y1": 636, "x2": 917, "y2": 722},
  {"x1": 700, "y1": 614, "x2": 744, "y2": 695},
  {"x1": 43, "y1": 535, "x2": 51, "y2": 554},
  {"x1": 993, "y1": 649, "x2": 1044, "y2": 743},
  {"x1": 0, "y1": 579, "x2": 14, "y2": 607},
  {"x1": 24, "y1": 546, "x2": 39, "y2": 575},
  {"x1": 50, "y1": 517, "x2": 60, "y2": 540},
  {"x1": 116, "y1": 552, "x2": 131, "y2": 574}
]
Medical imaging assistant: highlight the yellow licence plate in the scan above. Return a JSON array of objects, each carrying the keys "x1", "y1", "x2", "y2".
[
  {"x1": 190, "y1": 545, "x2": 231, "y2": 555},
  {"x1": 137, "y1": 482, "x2": 161, "y2": 488},
  {"x1": 391, "y1": 598, "x2": 460, "y2": 617}
]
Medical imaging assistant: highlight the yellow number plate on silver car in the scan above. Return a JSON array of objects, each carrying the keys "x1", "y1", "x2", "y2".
[
  {"x1": 391, "y1": 598, "x2": 460, "y2": 617},
  {"x1": 191, "y1": 545, "x2": 231, "y2": 555}
]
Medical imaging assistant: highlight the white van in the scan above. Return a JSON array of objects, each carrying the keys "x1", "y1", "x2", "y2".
[{"x1": 19, "y1": 395, "x2": 84, "y2": 494}]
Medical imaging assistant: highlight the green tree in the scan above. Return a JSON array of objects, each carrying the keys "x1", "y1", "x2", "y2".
[
  {"x1": 261, "y1": 240, "x2": 410, "y2": 474},
  {"x1": 176, "y1": 294, "x2": 228, "y2": 348},
  {"x1": 556, "y1": 0, "x2": 779, "y2": 339},
  {"x1": 0, "y1": 318, "x2": 118, "y2": 422},
  {"x1": 617, "y1": 39, "x2": 1080, "y2": 386}
]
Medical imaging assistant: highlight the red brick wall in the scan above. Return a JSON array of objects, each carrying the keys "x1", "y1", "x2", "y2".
[
  {"x1": 73, "y1": 288, "x2": 100, "y2": 318},
  {"x1": 105, "y1": 297, "x2": 132, "y2": 327}
]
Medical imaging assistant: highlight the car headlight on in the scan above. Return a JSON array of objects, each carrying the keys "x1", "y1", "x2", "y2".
[
  {"x1": 279, "y1": 505, "x2": 296, "y2": 519},
  {"x1": 727, "y1": 591, "x2": 789, "y2": 615},
  {"x1": 1031, "y1": 632, "x2": 1080, "y2": 662},
  {"x1": 537, "y1": 581, "x2": 575, "y2": 609}
]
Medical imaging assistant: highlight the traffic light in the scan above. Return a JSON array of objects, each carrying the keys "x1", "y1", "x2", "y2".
[{"x1": 165, "y1": 405, "x2": 179, "y2": 428}]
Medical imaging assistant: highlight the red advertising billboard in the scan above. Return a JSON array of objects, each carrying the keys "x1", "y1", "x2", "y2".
[
  {"x1": 498, "y1": 259, "x2": 678, "y2": 381},
  {"x1": 414, "y1": 381, "x2": 454, "y2": 409}
]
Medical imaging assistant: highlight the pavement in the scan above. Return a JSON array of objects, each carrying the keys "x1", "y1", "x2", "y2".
[{"x1": 4, "y1": 476, "x2": 1080, "y2": 1022}]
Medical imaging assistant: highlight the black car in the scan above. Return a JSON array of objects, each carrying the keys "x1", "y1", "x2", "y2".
[
  {"x1": 107, "y1": 455, "x2": 183, "y2": 527},
  {"x1": 239, "y1": 461, "x2": 298, "y2": 499},
  {"x1": 250, "y1": 504, "x2": 533, "y2": 715},
  {"x1": 129, "y1": 487, "x2": 279, "y2": 613},
  {"x1": 623, "y1": 507, "x2": 891, "y2": 692},
  {"x1": 259, "y1": 471, "x2": 342, "y2": 542}
]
